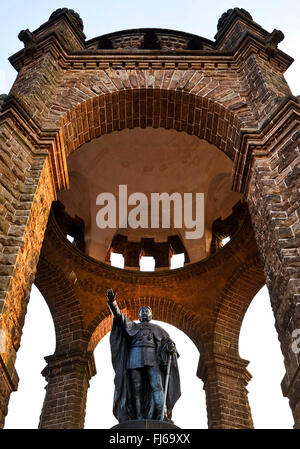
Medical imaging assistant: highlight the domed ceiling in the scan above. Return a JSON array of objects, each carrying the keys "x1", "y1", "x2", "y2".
[{"x1": 58, "y1": 127, "x2": 242, "y2": 266}]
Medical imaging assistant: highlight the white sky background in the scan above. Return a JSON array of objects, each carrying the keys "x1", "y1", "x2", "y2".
[{"x1": 1, "y1": 0, "x2": 299, "y2": 429}]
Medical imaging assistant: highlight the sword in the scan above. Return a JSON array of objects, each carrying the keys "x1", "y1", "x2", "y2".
[{"x1": 161, "y1": 352, "x2": 172, "y2": 421}]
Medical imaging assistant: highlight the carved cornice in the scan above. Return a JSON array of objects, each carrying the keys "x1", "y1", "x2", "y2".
[
  {"x1": 9, "y1": 7, "x2": 292, "y2": 72},
  {"x1": 197, "y1": 351, "x2": 252, "y2": 385},
  {"x1": 42, "y1": 350, "x2": 96, "y2": 380},
  {"x1": 8, "y1": 20, "x2": 293, "y2": 74},
  {"x1": 86, "y1": 28, "x2": 214, "y2": 51},
  {"x1": 10, "y1": 38, "x2": 292, "y2": 75},
  {"x1": 0, "y1": 95, "x2": 69, "y2": 192},
  {"x1": 233, "y1": 97, "x2": 300, "y2": 193}
]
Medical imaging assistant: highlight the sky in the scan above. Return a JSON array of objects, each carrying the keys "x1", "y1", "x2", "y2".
[{"x1": 1, "y1": 0, "x2": 299, "y2": 429}]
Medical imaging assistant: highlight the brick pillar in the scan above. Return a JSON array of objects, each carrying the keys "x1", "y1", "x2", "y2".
[
  {"x1": 0, "y1": 114, "x2": 56, "y2": 427},
  {"x1": 39, "y1": 351, "x2": 96, "y2": 429},
  {"x1": 198, "y1": 353, "x2": 253, "y2": 429},
  {"x1": 246, "y1": 118, "x2": 300, "y2": 427}
]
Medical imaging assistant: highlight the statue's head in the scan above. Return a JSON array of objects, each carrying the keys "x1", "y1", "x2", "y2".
[{"x1": 139, "y1": 306, "x2": 152, "y2": 322}]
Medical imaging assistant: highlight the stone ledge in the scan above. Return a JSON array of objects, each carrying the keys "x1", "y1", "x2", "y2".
[{"x1": 112, "y1": 419, "x2": 180, "y2": 429}]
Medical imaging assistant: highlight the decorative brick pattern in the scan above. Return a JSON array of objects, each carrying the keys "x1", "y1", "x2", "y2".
[{"x1": 59, "y1": 89, "x2": 242, "y2": 163}]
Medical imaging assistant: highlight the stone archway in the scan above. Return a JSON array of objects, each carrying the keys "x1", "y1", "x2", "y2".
[
  {"x1": 35, "y1": 257, "x2": 86, "y2": 355},
  {"x1": 212, "y1": 254, "x2": 265, "y2": 357},
  {"x1": 59, "y1": 89, "x2": 242, "y2": 163},
  {"x1": 87, "y1": 296, "x2": 204, "y2": 353}
]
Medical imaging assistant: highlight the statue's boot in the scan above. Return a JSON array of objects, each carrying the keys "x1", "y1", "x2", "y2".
[
  {"x1": 153, "y1": 390, "x2": 165, "y2": 419},
  {"x1": 146, "y1": 394, "x2": 155, "y2": 419},
  {"x1": 135, "y1": 395, "x2": 143, "y2": 420}
]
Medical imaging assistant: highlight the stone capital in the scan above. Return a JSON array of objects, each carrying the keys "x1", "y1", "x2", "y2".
[
  {"x1": 42, "y1": 351, "x2": 96, "y2": 381},
  {"x1": 197, "y1": 352, "x2": 252, "y2": 386}
]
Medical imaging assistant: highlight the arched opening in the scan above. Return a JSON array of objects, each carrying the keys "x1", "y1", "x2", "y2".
[
  {"x1": 85, "y1": 321, "x2": 207, "y2": 429},
  {"x1": 170, "y1": 253, "x2": 185, "y2": 269},
  {"x1": 140, "y1": 255, "x2": 155, "y2": 271},
  {"x1": 239, "y1": 285, "x2": 294, "y2": 428},
  {"x1": 110, "y1": 252, "x2": 125, "y2": 268},
  {"x1": 4, "y1": 285, "x2": 55, "y2": 429}
]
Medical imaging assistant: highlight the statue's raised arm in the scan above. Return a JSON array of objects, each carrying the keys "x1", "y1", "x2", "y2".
[
  {"x1": 106, "y1": 288, "x2": 121, "y2": 317},
  {"x1": 105, "y1": 288, "x2": 116, "y2": 303}
]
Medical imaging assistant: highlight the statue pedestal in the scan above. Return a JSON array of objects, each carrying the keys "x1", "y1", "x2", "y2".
[{"x1": 112, "y1": 420, "x2": 180, "y2": 429}]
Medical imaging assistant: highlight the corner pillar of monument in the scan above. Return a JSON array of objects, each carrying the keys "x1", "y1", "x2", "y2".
[
  {"x1": 0, "y1": 91, "x2": 66, "y2": 427},
  {"x1": 235, "y1": 97, "x2": 300, "y2": 428},
  {"x1": 39, "y1": 351, "x2": 96, "y2": 429},
  {"x1": 197, "y1": 352, "x2": 253, "y2": 429}
]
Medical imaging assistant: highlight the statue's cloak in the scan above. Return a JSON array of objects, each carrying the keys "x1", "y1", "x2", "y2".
[{"x1": 110, "y1": 313, "x2": 181, "y2": 423}]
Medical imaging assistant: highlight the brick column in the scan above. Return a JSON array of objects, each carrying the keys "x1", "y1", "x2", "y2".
[
  {"x1": 39, "y1": 351, "x2": 96, "y2": 429},
  {"x1": 0, "y1": 114, "x2": 56, "y2": 427},
  {"x1": 198, "y1": 353, "x2": 253, "y2": 429},
  {"x1": 246, "y1": 115, "x2": 300, "y2": 427}
]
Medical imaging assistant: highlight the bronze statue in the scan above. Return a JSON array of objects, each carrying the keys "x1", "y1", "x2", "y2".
[{"x1": 106, "y1": 288, "x2": 181, "y2": 423}]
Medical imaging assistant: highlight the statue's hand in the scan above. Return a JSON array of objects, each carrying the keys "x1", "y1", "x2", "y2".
[
  {"x1": 166, "y1": 340, "x2": 176, "y2": 354},
  {"x1": 106, "y1": 288, "x2": 116, "y2": 302}
]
